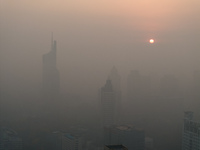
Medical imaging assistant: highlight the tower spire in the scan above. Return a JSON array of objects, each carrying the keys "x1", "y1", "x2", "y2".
[{"x1": 51, "y1": 32, "x2": 54, "y2": 51}]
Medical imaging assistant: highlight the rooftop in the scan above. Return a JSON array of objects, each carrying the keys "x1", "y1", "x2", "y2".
[{"x1": 105, "y1": 145, "x2": 127, "y2": 150}]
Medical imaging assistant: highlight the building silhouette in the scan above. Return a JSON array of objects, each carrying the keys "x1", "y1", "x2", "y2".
[
  {"x1": 182, "y1": 111, "x2": 200, "y2": 150},
  {"x1": 104, "y1": 145, "x2": 128, "y2": 150},
  {"x1": 62, "y1": 133, "x2": 82, "y2": 150},
  {"x1": 100, "y1": 79, "x2": 115, "y2": 127},
  {"x1": 0, "y1": 127, "x2": 23, "y2": 150},
  {"x1": 104, "y1": 125, "x2": 145, "y2": 150},
  {"x1": 48, "y1": 131, "x2": 82, "y2": 150},
  {"x1": 108, "y1": 67, "x2": 121, "y2": 125},
  {"x1": 193, "y1": 70, "x2": 200, "y2": 92},
  {"x1": 109, "y1": 67, "x2": 121, "y2": 92},
  {"x1": 193, "y1": 70, "x2": 200, "y2": 101},
  {"x1": 42, "y1": 34, "x2": 60, "y2": 111}
]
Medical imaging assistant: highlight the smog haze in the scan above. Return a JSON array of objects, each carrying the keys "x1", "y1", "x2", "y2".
[{"x1": 0, "y1": 0, "x2": 200, "y2": 150}]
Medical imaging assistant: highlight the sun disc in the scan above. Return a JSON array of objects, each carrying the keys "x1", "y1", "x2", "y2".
[{"x1": 149, "y1": 39, "x2": 155, "y2": 44}]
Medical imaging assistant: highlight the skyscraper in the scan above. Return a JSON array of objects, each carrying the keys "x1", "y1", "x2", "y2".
[
  {"x1": 100, "y1": 79, "x2": 115, "y2": 127},
  {"x1": 42, "y1": 34, "x2": 60, "y2": 110},
  {"x1": 193, "y1": 70, "x2": 200, "y2": 94},
  {"x1": 104, "y1": 125, "x2": 145, "y2": 150},
  {"x1": 193, "y1": 70, "x2": 200, "y2": 104},
  {"x1": 109, "y1": 67, "x2": 121, "y2": 125},
  {"x1": 182, "y1": 111, "x2": 200, "y2": 150},
  {"x1": 109, "y1": 67, "x2": 121, "y2": 92}
]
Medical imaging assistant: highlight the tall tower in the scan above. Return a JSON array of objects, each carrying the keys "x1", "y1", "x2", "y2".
[
  {"x1": 193, "y1": 70, "x2": 200, "y2": 99},
  {"x1": 109, "y1": 67, "x2": 121, "y2": 125},
  {"x1": 109, "y1": 67, "x2": 121, "y2": 92},
  {"x1": 101, "y1": 79, "x2": 115, "y2": 127},
  {"x1": 42, "y1": 34, "x2": 60, "y2": 111}
]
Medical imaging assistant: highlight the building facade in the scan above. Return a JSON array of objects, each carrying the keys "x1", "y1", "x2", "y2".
[
  {"x1": 42, "y1": 34, "x2": 60, "y2": 111},
  {"x1": 182, "y1": 111, "x2": 200, "y2": 150},
  {"x1": 104, "y1": 125, "x2": 145, "y2": 150},
  {"x1": 62, "y1": 133, "x2": 82, "y2": 150},
  {"x1": 104, "y1": 145, "x2": 128, "y2": 150},
  {"x1": 109, "y1": 67, "x2": 121, "y2": 125},
  {"x1": 0, "y1": 127, "x2": 23, "y2": 150},
  {"x1": 100, "y1": 79, "x2": 116, "y2": 127}
]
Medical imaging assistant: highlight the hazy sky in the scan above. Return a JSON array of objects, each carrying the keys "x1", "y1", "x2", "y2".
[{"x1": 0, "y1": 0, "x2": 200, "y2": 96}]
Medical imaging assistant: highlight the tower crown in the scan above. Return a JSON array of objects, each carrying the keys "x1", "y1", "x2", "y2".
[{"x1": 51, "y1": 32, "x2": 57, "y2": 51}]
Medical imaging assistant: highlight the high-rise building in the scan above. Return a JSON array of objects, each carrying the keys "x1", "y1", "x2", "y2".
[
  {"x1": 109, "y1": 67, "x2": 121, "y2": 92},
  {"x1": 104, "y1": 125, "x2": 145, "y2": 150},
  {"x1": 182, "y1": 111, "x2": 200, "y2": 150},
  {"x1": 109, "y1": 67, "x2": 121, "y2": 125},
  {"x1": 42, "y1": 34, "x2": 60, "y2": 110},
  {"x1": 193, "y1": 70, "x2": 200, "y2": 93},
  {"x1": 0, "y1": 127, "x2": 23, "y2": 150},
  {"x1": 193, "y1": 70, "x2": 200, "y2": 104},
  {"x1": 48, "y1": 131, "x2": 85, "y2": 150},
  {"x1": 62, "y1": 133, "x2": 82, "y2": 150},
  {"x1": 100, "y1": 79, "x2": 115, "y2": 127}
]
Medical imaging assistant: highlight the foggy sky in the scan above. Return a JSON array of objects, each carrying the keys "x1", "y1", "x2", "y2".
[{"x1": 0, "y1": 0, "x2": 200, "y2": 99}]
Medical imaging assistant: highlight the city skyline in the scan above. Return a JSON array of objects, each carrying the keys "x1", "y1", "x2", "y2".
[{"x1": 0, "y1": 0, "x2": 200, "y2": 150}]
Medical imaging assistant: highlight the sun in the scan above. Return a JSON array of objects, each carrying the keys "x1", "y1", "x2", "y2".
[{"x1": 149, "y1": 39, "x2": 155, "y2": 44}]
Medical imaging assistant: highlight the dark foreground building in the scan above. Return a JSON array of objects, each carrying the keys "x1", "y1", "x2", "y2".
[
  {"x1": 104, "y1": 125, "x2": 145, "y2": 150},
  {"x1": 0, "y1": 127, "x2": 23, "y2": 150},
  {"x1": 104, "y1": 145, "x2": 128, "y2": 150},
  {"x1": 182, "y1": 111, "x2": 200, "y2": 150}
]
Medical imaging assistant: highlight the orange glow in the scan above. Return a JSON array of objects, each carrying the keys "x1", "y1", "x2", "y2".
[{"x1": 149, "y1": 39, "x2": 155, "y2": 44}]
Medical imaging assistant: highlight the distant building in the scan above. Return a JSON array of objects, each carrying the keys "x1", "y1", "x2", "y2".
[
  {"x1": 104, "y1": 145, "x2": 128, "y2": 150},
  {"x1": 109, "y1": 67, "x2": 121, "y2": 125},
  {"x1": 193, "y1": 70, "x2": 200, "y2": 99},
  {"x1": 42, "y1": 34, "x2": 60, "y2": 111},
  {"x1": 104, "y1": 125, "x2": 145, "y2": 150},
  {"x1": 0, "y1": 127, "x2": 23, "y2": 150},
  {"x1": 193, "y1": 70, "x2": 200, "y2": 92},
  {"x1": 182, "y1": 111, "x2": 200, "y2": 150},
  {"x1": 100, "y1": 79, "x2": 115, "y2": 127},
  {"x1": 109, "y1": 67, "x2": 121, "y2": 93},
  {"x1": 62, "y1": 133, "x2": 82, "y2": 150}
]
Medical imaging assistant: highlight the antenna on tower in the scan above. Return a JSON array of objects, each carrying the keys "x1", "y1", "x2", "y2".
[{"x1": 51, "y1": 32, "x2": 54, "y2": 51}]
